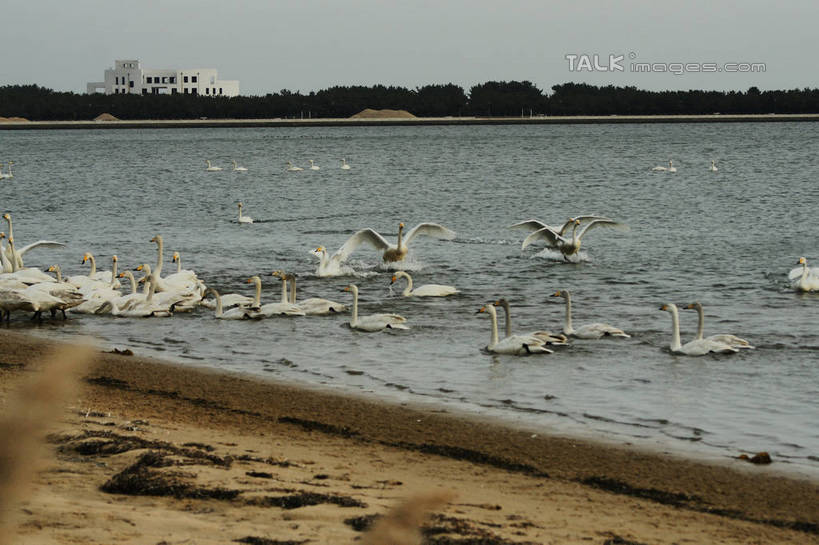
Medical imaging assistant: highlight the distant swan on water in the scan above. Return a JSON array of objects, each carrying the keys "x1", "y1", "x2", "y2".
[
  {"x1": 232, "y1": 160, "x2": 248, "y2": 172},
  {"x1": 652, "y1": 160, "x2": 675, "y2": 172},
  {"x1": 0, "y1": 161, "x2": 14, "y2": 179},
  {"x1": 237, "y1": 202, "x2": 253, "y2": 224},
  {"x1": 709, "y1": 159, "x2": 718, "y2": 172},
  {"x1": 309, "y1": 160, "x2": 320, "y2": 170},
  {"x1": 287, "y1": 161, "x2": 303, "y2": 172},
  {"x1": 341, "y1": 158, "x2": 351, "y2": 170},
  {"x1": 205, "y1": 160, "x2": 222, "y2": 172},
  {"x1": 659, "y1": 303, "x2": 738, "y2": 356}
]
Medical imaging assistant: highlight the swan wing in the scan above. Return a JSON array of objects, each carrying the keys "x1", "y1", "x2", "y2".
[
  {"x1": 573, "y1": 323, "x2": 630, "y2": 339},
  {"x1": 787, "y1": 266, "x2": 804, "y2": 281},
  {"x1": 404, "y1": 223, "x2": 456, "y2": 246},
  {"x1": 558, "y1": 215, "x2": 612, "y2": 235},
  {"x1": 521, "y1": 227, "x2": 564, "y2": 250},
  {"x1": 576, "y1": 219, "x2": 629, "y2": 241},
  {"x1": 706, "y1": 334, "x2": 754, "y2": 349},
  {"x1": 17, "y1": 240, "x2": 66, "y2": 257},
  {"x1": 509, "y1": 219, "x2": 552, "y2": 232},
  {"x1": 679, "y1": 339, "x2": 738, "y2": 355},
  {"x1": 410, "y1": 284, "x2": 459, "y2": 297},
  {"x1": 334, "y1": 229, "x2": 391, "y2": 262}
]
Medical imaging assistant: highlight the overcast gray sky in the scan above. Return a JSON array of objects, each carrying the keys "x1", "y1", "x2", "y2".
[{"x1": 1, "y1": 0, "x2": 815, "y2": 95}]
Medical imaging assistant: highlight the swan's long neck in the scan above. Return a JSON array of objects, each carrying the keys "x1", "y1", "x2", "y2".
[
  {"x1": 289, "y1": 276, "x2": 297, "y2": 304},
  {"x1": 52, "y1": 266, "x2": 62, "y2": 283},
  {"x1": 668, "y1": 305, "x2": 682, "y2": 351},
  {"x1": 563, "y1": 292, "x2": 574, "y2": 334},
  {"x1": 695, "y1": 304, "x2": 705, "y2": 340},
  {"x1": 87, "y1": 255, "x2": 96, "y2": 277},
  {"x1": 238, "y1": 204, "x2": 243, "y2": 222},
  {"x1": 396, "y1": 224, "x2": 404, "y2": 252},
  {"x1": 123, "y1": 272, "x2": 137, "y2": 294},
  {"x1": 146, "y1": 278, "x2": 157, "y2": 303},
  {"x1": 253, "y1": 277, "x2": 262, "y2": 307},
  {"x1": 176, "y1": 256, "x2": 182, "y2": 274},
  {"x1": 8, "y1": 239, "x2": 17, "y2": 272},
  {"x1": 140, "y1": 264, "x2": 152, "y2": 294},
  {"x1": 154, "y1": 236, "x2": 164, "y2": 277},
  {"x1": 110, "y1": 259, "x2": 118, "y2": 286},
  {"x1": 280, "y1": 276, "x2": 288, "y2": 303},
  {"x1": 211, "y1": 290, "x2": 223, "y2": 317},
  {"x1": 399, "y1": 271, "x2": 413, "y2": 296},
  {"x1": 0, "y1": 241, "x2": 11, "y2": 273},
  {"x1": 487, "y1": 306, "x2": 499, "y2": 348},
  {"x1": 501, "y1": 301, "x2": 512, "y2": 338},
  {"x1": 350, "y1": 287, "x2": 359, "y2": 324}
]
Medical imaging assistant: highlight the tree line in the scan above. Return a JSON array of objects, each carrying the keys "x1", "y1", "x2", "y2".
[{"x1": 1, "y1": 81, "x2": 818, "y2": 120}]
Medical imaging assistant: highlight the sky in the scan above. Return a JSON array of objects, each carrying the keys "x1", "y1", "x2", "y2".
[{"x1": 1, "y1": 0, "x2": 816, "y2": 96}]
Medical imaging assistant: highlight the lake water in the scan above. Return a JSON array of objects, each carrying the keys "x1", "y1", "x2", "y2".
[{"x1": 1, "y1": 122, "x2": 817, "y2": 479}]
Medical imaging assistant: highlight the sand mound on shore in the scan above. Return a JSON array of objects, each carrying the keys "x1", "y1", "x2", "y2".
[
  {"x1": 0, "y1": 117, "x2": 30, "y2": 123},
  {"x1": 94, "y1": 113, "x2": 119, "y2": 122},
  {"x1": 351, "y1": 108, "x2": 416, "y2": 119}
]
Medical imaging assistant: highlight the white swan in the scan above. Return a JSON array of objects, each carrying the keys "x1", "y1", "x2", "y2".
[
  {"x1": 551, "y1": 290, "x2": 630, "y2": 339},
  {"x1": 205, "y1": 287, "x2": 258, "y2": 320},
  {"x1": 116, "y1": 275, "x2": 178, "y2": 317},
  {"x1": 390, "y1": 271, "x2": 458, "y2": 297},
  {"x1": 493, "y1": 298, "x2": 568, "y2": 345},
  {"x1": 2, "y1": 214, "x2": 65, "y2": 269},
  {"x1": 344, "y1": 284, "x2": 408, "y2": 331},
  {"x1": 276, "y1": 271, "x2": 347, "y2": 315},
  {"x1": 477, "y1": 304, "x2": 552, "y2": 355},
  {"x1": 652, "y1": 160, "x2": 675, "y2": 172},
  {"x1": 134, "y1": 263, "x2": 200, "y2": 310},
  {"x1": 659, "y1": 303, "x2": 738, "y2": 355},
  {"x1": 510, "y1": 215, "x2": 610, "y2": 238},
  {"x1": 232, "y1": 160, "x2": 248, "y2": 172},
  {"x1": 246, "y1": 274, "x2": 305, "y2": 317},
  {"x1": 683, "y1": 302, "x2": 754, "y2": 349},
  {"x1": 709, "y1": 160, "x2": 718, "y2": 172},
  {"x1": 237, "y1": 202, "x2": 253, "y2": 224},
  {"x1": 354, "y1": 222, "x2": 456, "y2": 263},
  {"x1": 165, "y1": 252, "x2": 207, "y2": 297},
  {"x1": 789, "y1": 257, "x2": 819, "y2": 292},
  {"x1": 0, "y1": 161, "x2": 13, "y2": 179},
  {"x1": 522, "y1": 218, "x2": 627, "y2": 261},
  {"x1": 112, "y1": 271, "x2": 148, "y2": 312},
  {"x1": 341, "y1": 158, "x2": 351, "y2": 170},
  {"x1": 205, "y1": 160, "x2": 223, "y2": 172},
  {"x1": 286, "y1": 161, "x2": 303, "y2": 172},
  {"x1": 309, "y1": 160, "x2": 320, "y2": 171}
]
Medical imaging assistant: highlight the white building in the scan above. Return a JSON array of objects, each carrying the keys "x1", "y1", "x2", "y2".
[{"x1": 87, "y1": 59, "x2": 239, "y2": 97}]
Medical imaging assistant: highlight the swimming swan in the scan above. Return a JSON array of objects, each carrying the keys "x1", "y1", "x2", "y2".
[
  {"x1": 309, "y1": 160, "x2": 320, "y2": 170},
  {"x1": 522, "y1": 218, "x2": 627, "y2": 261},
  {"x1": 205, "y1": 287, "x2": 258, "y2": 320},
  {"x1": 477, "y1": 304, "x2": 552, "y2": 355},
  {"x1": 709, "y1": 160, "x2": 718, "y2": 172},
  {"x1": 286, "y1": 161, "x2": 304, "y2": 172},
  {"x1": 354, "y1": 222, "x2": 456, "y2": 263},
  {"x1": 510, "y1": 215, "x2": 611, "y2": 239},
  {"x1": 341, "y1": 158, "x2": 351, "y2": 170},
  {"x1": 312, "y1": 225, "x2": 432, "y2": 276},
  {"x1": 659, "y1": 303, "x2": 738, "y2": 355},
  {"x1": 789, "y1": 257, "x2": 819, "y2": 292},
  {"x1": 551, "y1": 290, "x2": 630, "y2": 339},
  {"x1": 237, "y1": 203, "x2": 253, "y2": 224},
  {"x1": 493, "y1": 299, "x2": 568, "y2": 345},
  {"x1": 232, "y1": 160, "x2": 248, "y2": 172},
  {"x1": 205, "y1": 160, "x2": 223, "y2": 172},
  {"x1": 683, "y1": 302, "x2": 753, "y2": 349},
  {"x1": 390, "y1": 271, "x2": 458, "y2": 297},
  {"x1": 0, "y1": 161, "x2": 13, "y2": 179},
  {"x1": 246, "y1": 274, "x2": 305, "y2": 317},
  {"x1": 275, "y1": 271, "x2": 347, "y2": 315},
  {"x1": 652, "y1": 160, "x2": 676, "y2": 172},
  {"x1": 344, "y1": 284, "x2": 408, "y2": 331}
]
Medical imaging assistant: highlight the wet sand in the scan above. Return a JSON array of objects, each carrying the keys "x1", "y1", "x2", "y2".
[{"x1": 1, "y1": 330, "x2": 816, "y2": 544}]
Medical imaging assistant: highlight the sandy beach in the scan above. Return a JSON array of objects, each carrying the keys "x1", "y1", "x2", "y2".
[{"x1": 0, "y1": 330, "x2": 816, "y2": 544}]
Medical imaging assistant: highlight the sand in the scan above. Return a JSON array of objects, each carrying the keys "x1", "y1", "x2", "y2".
[
  {"x1": 351, "y1": 108, "x2": 416, "y2": 119},
  {"x1": 0, "y1": 330, "x2": 816, "y2": 544}
]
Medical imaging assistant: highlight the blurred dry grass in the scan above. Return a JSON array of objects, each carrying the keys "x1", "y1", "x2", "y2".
[
  {"x1": 362, "y1": 490, "x2": 456, "y2": 545},
  {"x1": 0, "y1": 345, "x2": 92, "y2": 543}
]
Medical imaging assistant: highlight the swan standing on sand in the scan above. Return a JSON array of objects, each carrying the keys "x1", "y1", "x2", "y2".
[
  {"x1": 232, "y1": 160, "x2": 248, "y2": 172},
  {"x1": 709, "y1": 160, "x2": 718, "y2": 172},
  {"x1": 477, "y1": 304, "x2": 552, "y2": 355},
  {"x1": 493, "y1": 299, "x2": 568, "y2": 345},
  {"x1": 275, "y1": 271, "x2": 347, "y2": 315},
  {"x1": 659, "y1": 303, "x2": 738, "y2": 355},
  {"x1": 344, "y1": 284, "x2": 408, "y2": 331},
  {"x1": 521, "y1": 218, "x2": 627, "y2": 261},
  {"x1": 683, "y1": 302, "x2": 753, "y2": 349},
  {"x1": 354, "y1": 222, "x2": 457, "y2": 263},
  {"x1": 309, "y1": 160, "x2": 320, "y2": 171},
  {"x1": 390, "y1": 271, "x2": 458, "y2": 297},
  {"x1": 341, "y1": 158, "x2": 351, "y2": 170},
  {"x1": 286, "y1": 161, "x2": 303, "y2": 172},
  {"x1": 237, "y1": 203, "x2": 253, "y2": 224},
  {"x1": 789, "y1": 257, "x2": 819, "y2": 292},
  {"x1": 205, "y1": 160, "x2": 223, "y2": 172},
  {"x1": 0, "y1": 161, "x2": 13, "y2": 179},
  {"x1": 551, "y1": 290, "x2": 630, "y2": 339}
]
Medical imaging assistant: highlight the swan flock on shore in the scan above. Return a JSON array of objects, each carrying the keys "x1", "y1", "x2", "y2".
[{"x1": 0, "y1": 195, "x2": 807, "y2": 358}]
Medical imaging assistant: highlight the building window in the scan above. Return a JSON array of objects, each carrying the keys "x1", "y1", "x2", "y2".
[
  {"x1": 184, "y1": 88, "x2": 189, "y2": 94},
  {"x1": 170, "y1": 77, "x2": 176, "y2": 84},
  {"x1": 219, "y1": 88, "x2": 223, "y2": 95},
  {"x1": 205, "y1": 88, "x2": 209, "y2": 95},
  {"x1": 142, "y1": 88, "x2": 147, "y2": 95},
  {"x1": 191, "y1": 76, "x2": 197, "y2": 83},
  {"x1": 172, "y1": 88, "x2": 177, "y2": 94},
  {"x1": 183, "y1": 75, "x2": 188, "y2": 83},
  {"x1": 192, "y1": 88, "x2": 197, "y2": 95},
  {"x1": 160, "y1": 77, "x2": 166, "y2": 83},
  {"x1": 129, "y1": 81, "x2": 133, "y2": 88},
  {"x1": 146, "y1": 77, "x2": 152, "y2": 83},
  {"x1": 115, "y1": 77, "x2": 119, "y2": 84}
]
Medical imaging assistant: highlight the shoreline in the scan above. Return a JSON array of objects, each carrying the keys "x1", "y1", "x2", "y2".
[
  {"x1": 1, "y1": 113, "x2": 819, "y2": 130},
  {"x1": 2, "y1": 329, "x2": 817, "y2": 543}
]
